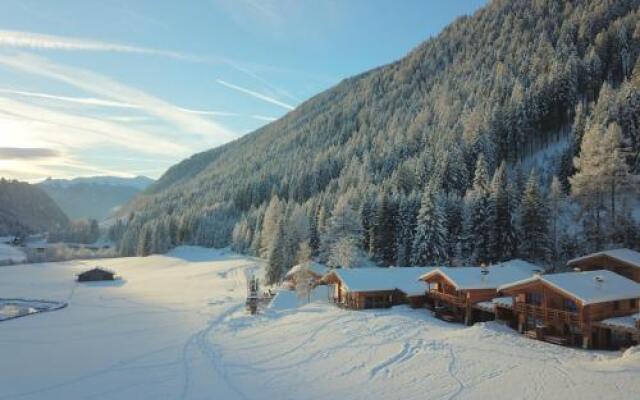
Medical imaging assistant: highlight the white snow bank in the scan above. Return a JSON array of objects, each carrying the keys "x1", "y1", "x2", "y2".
[{"x1": 0, "y1": 299, "x2": 66, "y2": 321}]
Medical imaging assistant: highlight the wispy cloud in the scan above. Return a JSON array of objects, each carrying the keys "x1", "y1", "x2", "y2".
[
  {"x1": 0, "y1": 147, "x2": 60, "y2": 159},
  {"x1": 0, "y1": 29, "x2": 191, "y2": 60},
  {"x1": 216, "y1": 79, "x2": 294, "y2": 110},
  {"x1": 0, "y1": 88, "x2": 137, "y2": 108},
  {"x1": 0, "y1": 96, "x2": 188, "y2": 156},
  {"x1": 0, "y1": 53, "x2": 236, "y2": 142}
]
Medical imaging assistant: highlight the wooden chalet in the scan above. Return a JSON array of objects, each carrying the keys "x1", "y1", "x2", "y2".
[
  {"x1": 567, "y1": 248, "x2": 640, "y2": 283},
  {"x1": 283, "y1": 261, "x2": 327, "y2": 289},
  {"x1": 499, "y1": 270, "x2": 640, "y2": 349},
  {"x1": 419, "y1": 260, "x2": 540, "y2": 325},
  {"x1": 321, "y1": 267, "x2": 433, "y2": 310},
  {"x1": 77, "y1": 267, "x2": 116, "y2": 282}
]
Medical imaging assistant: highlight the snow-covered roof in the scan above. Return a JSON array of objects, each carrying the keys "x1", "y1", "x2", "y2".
[
  {"x1": 285, "y1": 261, "x2": 327, "y2": 279},
  {"x1": 492, "y1": 296, "x2": 514, "y2": 308},
  {"x1": 568, "y1": 248, "x2": 640, "y2": 269},
  {"x1": 473, "y1": 296, "x2": 514, "y2": 313},
  {"x1": 499, "y1": 270, "x2": 640, "y2": 305},
  {"x1": 327, "y1": 267, "x2": 434, "y2": 296},
  {"x1": 419, "y1": 259, "x2": 540, "y2": 291},
  {"x1": 597, "y1": 313, "x2": 640, "y2": 330}
]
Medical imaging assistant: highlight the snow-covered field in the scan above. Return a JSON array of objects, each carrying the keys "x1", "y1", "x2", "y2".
[{"x1": 1, "y1": 247, "x2": 639, "y2": 399}]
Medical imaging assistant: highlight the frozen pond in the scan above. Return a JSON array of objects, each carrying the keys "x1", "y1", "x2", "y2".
[{"x1": 0, "y1": 299, "x2": 66, "y2": 321}]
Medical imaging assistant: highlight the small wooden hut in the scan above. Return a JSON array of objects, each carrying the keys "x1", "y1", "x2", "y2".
[
  {"x1": 77, "y1": 267, "x2": 116, "y2": 282},
  {"x1": 321, "y1": 267, "x2": 433, "y2": 310}
]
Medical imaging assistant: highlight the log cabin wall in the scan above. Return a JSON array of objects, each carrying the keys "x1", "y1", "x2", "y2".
[
  {"x1": 587, "y1": 298, "x2": 639, "y2": 321},
  {"x1": 466, "y1": 289, "x2": 497, "y2": 304}
]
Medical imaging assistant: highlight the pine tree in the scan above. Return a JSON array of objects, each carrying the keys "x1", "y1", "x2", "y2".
[
  {"x1": 571, "y1": 120, "x2": 631, "y2": 250},
  {"x1": 489, "y1": 161, "x2": 516, "y2": 262},
  {"x1": 462, "y1": 154, "x2": 492, "y2": 265},
  {"x1": 443, "y1": 196, "x2": 463, "y2": 265},
  {"x1": 260, "y1": 196, "x2": 284, "y2": 258},
  {"x1": 266, "y1": 220, "x2": 286, "y2": 284},
  {"x1": 308, "y1": 209, "x2": 320, "y2": 255},
  {"x1": 549, "y1": 176, "x2": 567, "y2": 264},
  {"x1": 411, "y1": 186, "x2": 448, "y2": 266},
  {"x1": 370, "y1": 191, "x2": 397, "y2": 266},
  {"x1": 320, "y1": 196, "x2": 363, "y2": 265},
  {"x1": 519, "y1": 170, "x2": 550, "y2": 262},
  {"x1": 137, "y1": 224, "x2": 153, "y2": 257},
  {"x1": 395, "y1": 193, "x2": 418, "y2": 267}
]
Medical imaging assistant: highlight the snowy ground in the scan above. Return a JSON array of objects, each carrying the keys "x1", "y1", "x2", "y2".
[
  {"x1": 0, "y1": 242, "x2": 26, "y2": 264},
  {"x1": 0, "y1": 247, "x2": 639, "y2": 399}
]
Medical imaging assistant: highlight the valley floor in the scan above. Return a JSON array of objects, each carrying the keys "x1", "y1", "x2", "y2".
[{"x1": 0, "y1": 247, "x2": 638, "y2": 399}]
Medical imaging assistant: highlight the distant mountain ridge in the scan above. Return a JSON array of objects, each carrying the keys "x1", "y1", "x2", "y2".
[
  {"x1": 0, "y1": 179, "x2": 70, "y2": 236},
  {"x1": 40, "y1": 176, "x2": 154, "y2": 221},
  {"x1": 41, "y1": 176, "x2": 153, "y2": 190}
]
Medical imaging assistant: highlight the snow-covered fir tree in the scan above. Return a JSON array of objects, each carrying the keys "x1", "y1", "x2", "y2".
[
  {"x1": 463, "y1": 154, "x2": 492, "y2": 265},
  {"x1": 489, "y1": 161, "x2": 516, "y2": 262},
  {"x1": 519, "y1": 170, "x2": 550, "y2": 263},
  {"x1": 411, "y1": 185, "x2": 448, "y2": 266}
]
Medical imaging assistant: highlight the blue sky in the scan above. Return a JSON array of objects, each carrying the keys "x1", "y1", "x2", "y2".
[{"x1": 0, "y1": 0, "x2": 487, "y2": 181}]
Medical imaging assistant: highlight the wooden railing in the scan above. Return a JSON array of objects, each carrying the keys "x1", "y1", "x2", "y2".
[
  {"x1": 515, "y1": 303, "x2": 580, "y2": 326},
  {"x1": 428, "y1": 290, "x2": 467, "y2": 307}
]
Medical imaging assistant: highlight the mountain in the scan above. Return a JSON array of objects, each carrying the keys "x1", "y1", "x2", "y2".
[
  {"x1": 118, "y1": 0, "x2": 640, "y2": 274},
  {"x1": 40, "y1": 176, "x2": 154, "y2": 221},
  {"x1": 0, "y1": 178, "x2": 70, "y2": 236}
]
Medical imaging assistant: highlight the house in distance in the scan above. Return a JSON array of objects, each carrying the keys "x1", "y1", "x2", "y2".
[
  {"x1": 77, "y1": 267, "x2": 117, "y2": 282},
  {"x1": 499, "y1": 270, "x2": 640, "y2": 349},
  {"x1": 322, "y1": 267, "x2": 433, "y2": 309},
  {"x1": 567, "y1": 248, "x2": 640, "y2": 283},
  {"x1": 419, "y1": 260, "x2": 541, "y2": 325}
]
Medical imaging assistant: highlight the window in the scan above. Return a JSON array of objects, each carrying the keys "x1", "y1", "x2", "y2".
[
  {"x1": 613, "y1": 301, "x2": 620, "y2": 311},
  {"x1": 563, "y1": 299, "x2": 577, "y2": 312},
  {"x1": 526, "y1": 292, "x2": 542, "y2": 306},
  {"x1": 630, "y1": 299, "x2": 637, "y2": 309}
]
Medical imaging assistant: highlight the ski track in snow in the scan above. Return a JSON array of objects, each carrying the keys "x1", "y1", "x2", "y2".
[{"x1": 1, "y1": 248, "x2": 640, "y2": 400}]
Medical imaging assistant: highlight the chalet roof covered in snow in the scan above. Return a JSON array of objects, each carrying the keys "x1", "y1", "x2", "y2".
[
  {"x1": 597, "y1": 313, "x2": 640, "y2": 330},
  {"x1": 285, "y1": 261, "x2": 328, "y2": 279},
  {"x1": 419, "y1": 259, "x2": 540, "y2": 291},
  {"x1": 567, "y1": 248, "x2": 640, "y2": 269},
  {"x1": 325, "y1": 267, "x2": 434, "y2": 296},
  {"x1": 499, "y1": 270, "x2": 640, "y2": 305}
]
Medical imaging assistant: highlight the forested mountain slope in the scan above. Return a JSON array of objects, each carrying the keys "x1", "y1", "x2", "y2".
[
  {"x1": 0, "y1": 179, "x2": 70, "y2": 236},
  {"x1": 118, "y1": 0, "x2": 640, "y2": 280}
]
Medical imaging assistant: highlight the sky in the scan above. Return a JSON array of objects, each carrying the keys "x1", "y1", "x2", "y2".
[{"x1": 0, "y1": 0, "x2": 487, "y2": 182}]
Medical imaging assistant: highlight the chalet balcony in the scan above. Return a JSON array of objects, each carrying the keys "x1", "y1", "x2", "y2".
[
  {"x1": 515, "y1": 302, "x2": 580, "y2": 326},
  {"x1": 428, "y1": 290, "x2": 466, "y2": 307}
]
